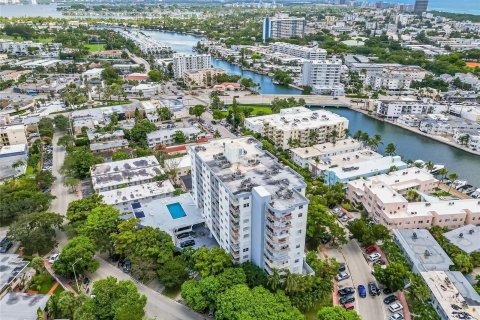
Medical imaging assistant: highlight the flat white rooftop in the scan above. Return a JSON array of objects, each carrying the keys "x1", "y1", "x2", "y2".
[
  {"x1": 134, "y1": 193, "x2": 205, "y2": 235},
  {"x1": 312, "y1": 149, "x2": 382, "y2": 171},
  {"x1": 100, "y1": 181, "x2": 175, "y2": 206},
  {"x1": 91, "y1": 156, "x2": 162, "y2": 190},
  {"x1": 164, "y1": 154, "x2": 191, "y2": 170},
  {"x1": 329, "y1": 156, "x2": 406, "y2": 180},
  {"x1": 90, "y1": 139, "x2": 129, "y2": 152},
  {"x1": 245, "y1": 107, "x2": 348, "y2": 132},
  {"x1": 291, "y1": 138, "x2": 364, "y2": 159},
  {"x1": 0, "y1": 144, "x2": 27, "y2": 156}
]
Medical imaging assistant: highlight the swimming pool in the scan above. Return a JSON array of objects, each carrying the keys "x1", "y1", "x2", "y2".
[{"x1": 167, "y1": 202, "x2": 187, "y2": 219}]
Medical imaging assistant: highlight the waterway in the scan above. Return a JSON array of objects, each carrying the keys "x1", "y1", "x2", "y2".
[{"x1": 318, "y1": 107, "x2": 480, "y2": 185}]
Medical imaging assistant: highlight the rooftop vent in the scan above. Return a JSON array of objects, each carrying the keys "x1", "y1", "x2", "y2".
[
  {"x1": 412, "y1": 232, "x2": 417, "y2": 239},
  {"x1": 424, "y1": 249, "x2": 431, "y2": 257},
  {"x1": 469, "y1": 229, "x2": 475, "y2": 235},
  {"x1": 459, "y1": 233, "x2": 464, "y2": 238}
]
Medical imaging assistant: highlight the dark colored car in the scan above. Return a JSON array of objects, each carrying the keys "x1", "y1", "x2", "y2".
[
  {"x1": 180, "y1": 239, "x2": 195, "y2": 248},
  {"x1": 0, "y1": 237, "x2": 13, "y2": 253},
  {"x1": 177, "y1": 232, "x2": 192, "y2": 239},
  {"x1": 83, "y1": 277, "x2": 90, "y2": 286},
  {"x1": 338, "y1": 287, "x2": 355, "y2": 296},
  {"x1": 338, "y1": 264, "x2": 346, "y2": 272},
  {"x1": 122, "y1": 259, "x2": 132, "y2": 273},
  {"x1": 383, "y1": 295, "x2": 398, "y2": 305},
  {"x1": 358, "y1": 285, "x2": 367, "y2": 298},
  {"x1": 383, "y1": 287, "x2": 393, "y2": 295},
  {"x1": 339, "y1": 294, "x2": 355, "y2": 305},
  {"x1": 368, "y1": 282, "x2": 380, "y2": 296}
]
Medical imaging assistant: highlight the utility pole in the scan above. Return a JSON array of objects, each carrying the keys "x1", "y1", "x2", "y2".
[{"x1": 72, "y1": 257, "x2": 83, "y2": 292}]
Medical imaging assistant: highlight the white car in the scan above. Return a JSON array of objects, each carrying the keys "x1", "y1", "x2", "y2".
[
  {"x1": 368, "y1": 252, "x2": 382, "y2": 262},
  {"x1": 390, "y1": 313, "x2": 404, "y2": 320},
  {"x1": 388, "y1": 303, "x2": 404, "y2": 313},
  {"x1": 335, "y1": 272, "x2": 350, "y2": 282},
  {"x1": 48, "y1": 253, "x2": 59, "y2": 264}
]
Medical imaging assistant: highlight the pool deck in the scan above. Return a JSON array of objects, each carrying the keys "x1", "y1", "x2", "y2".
[{"x1": 136, "y1": 193, "x2": 205, "y2": 236}]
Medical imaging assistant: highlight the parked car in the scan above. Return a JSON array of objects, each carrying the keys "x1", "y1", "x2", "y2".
[
  {"x1": 83, "y1": 277, "x2": 90, "y2": 286},
  {"x1": 122, "y1": 259, "x2": 132, "y2": 273},
  {"x1": 368, "y1": 282, "x2": 380, "y2": 296},
  {"x1": 339, "y1": 294, "x2": 355, "y2": 305},
  {"x1": 384, "y1": 295, "x2": 398, "y2": 305},
  {"x1": 0, "y1": 237, "x2": 13, "y2": 253},
  {"x1": 48, "y1": 253, "x2": 60, "y2": 264},
  {"x1": 180, "y1": 239, "x2": 195, "y2": 248},
  {"x1": 343, "y1": 303, "x2": 354, "y2": 310},
  {"x1": 336, "y1": 272, "x2": 350, "y2": 282},
  {"x1": 357, "y1": 285, "x2": 367, "y2": 298},
  {"x1": 338, "y1": 287, "x2": 355, "y2": 296},
  {"x1": 368, "y1": 253, "x2": 382, "y2": 262},
  {"x1": 374, "y1": 259, "x2": 385, "y2": 266},
  {"x1": 177, "y1": 232, "x2": 192, "y2": 239},
  {"x1": 388, "y1": 303, "x2": 404, "y2": 313},
  {"x1": 338, "y1": 264, "x2": 346, "y2": 272},
  {"x1": 366, "y1": 246, "x2": 377, "y2": 254},
  {"x1": 390, "y1": 313, "x2": 404, "y2": 320},
  {"x1": 341, "y1": 216, "x2": 350, "y2": 222},
  {"x1": 383, "y1": 287, "x2": 393, "y2": 295}
]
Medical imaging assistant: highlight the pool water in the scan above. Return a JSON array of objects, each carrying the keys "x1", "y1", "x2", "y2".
[{"x1": 167, "y1": 202, "x2": 187, "y2": 219}]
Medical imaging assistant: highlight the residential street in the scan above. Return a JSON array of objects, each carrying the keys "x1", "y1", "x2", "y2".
[
  {"x1": 328, "y1": 239, "x2": 388, "y2": 320},
  {"x1": 88, "y1": 257, "x2": 205, "y2": 320},
  {"x1": 50, "y1": 132, "x2": 203, "y2": 320}
]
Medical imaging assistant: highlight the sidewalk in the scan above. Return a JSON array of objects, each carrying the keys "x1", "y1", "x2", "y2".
[{"x1": 43, "y1": 259, "x2": 77, "y2": 296}]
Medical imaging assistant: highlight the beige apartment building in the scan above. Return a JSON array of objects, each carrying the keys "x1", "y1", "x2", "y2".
[
  {"x1": 183, "y1": 68, "x2": 225, "y2": 88},
  {"x1": 0, "y1": 124, "x2": 27, "y2": 146},
  {"x1": 244, "y1": 107, "x2": 349, "y2": 150},
  {"x1": 346, "y1": 168, "x2": 480, "y2": 230}
]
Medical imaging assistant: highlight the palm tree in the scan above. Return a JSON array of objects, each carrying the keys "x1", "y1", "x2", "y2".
[
  {"x1": 360, "y1": 132, "x2": 370, "y2": 142},
  {"x1": 308, "y1": 130, "x2": 318, "y2": 146},
  {"x1": 353, "y1": 130, "x2": 363, "y2": 140},
  {"x1": 12, "y1": 160, "x2": 25, "y2": 170},
  {"x1": 447, "y1": 172, "x2": 459, "y2": 193},
  {"x1": 437, "y1": 167, "x2": 448, "y2": 187},
  {"x1": 343, "y1": 128, "x2": 349, "y2": 138},
  {"x1": 329, "y1": 129, "x2": 339, "y2": 145},
  {"x1": 313, "y1": 156, "x2": 321, "y2": 176},
  {"x1": 284, "y1": 270, "x2": 298, "y2": 293},
  {"x1": 425, "y1": 161, "x2": 435, "y2": 172},
  {"x1": 406, "y1": 189, "x2": 418, "y2": 202},
  {"x1": 267, "y1": 269, "x2": 281, "y2": 291},
  {"x1": 385, "y1": 143, "x2": 396, "y2": 156}
]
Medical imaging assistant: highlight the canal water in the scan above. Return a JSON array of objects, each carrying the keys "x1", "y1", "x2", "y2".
[{"x1": 318, "y1": 107, "x2": 480, "y2": 185}]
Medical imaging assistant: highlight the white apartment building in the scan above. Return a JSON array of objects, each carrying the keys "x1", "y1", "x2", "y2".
[
  {"x1": 376, "y1": 99, "x2": 449, "y2": 119},
  {"x1": 183, "y1": 68, "x2": 225, "y2": 88},
  {"x1": 189, "y1": 137, "x2": 310, "y2": 274},
  {"x1": 301, "y1": 60, "x2": 343, "y2": 95},
  {"x1": 147, "y1": 127, "x2": 203, "y2": 148},
  {"x1": 0, "y1": 39, "x2": 61, "y2": 56},
  {"x1": 173, "y1": 54, "x2": 212, "y2": 79},
  {"x1": 268, "y1": 42, "x2": 327, "y2": 60},
  {"x1": 419, "y1": 117, "x2": 480, "y2": 136},
  {"x1": 449, "y1": 105, "x2": 480, "y2": 123},
  {"x1": 262, "y1": 15, "x2": 306, "y2": 42},
  {"x1": 453, "y1": 129, "x2": 480, "y2": 151},
  {"x1": 290, "y1": 138, "x2": 364, "y2": 168},
  {"x1": 0, "y1": 125, "x2": 27, "y2": 146},
  {"x1": 346, "y1": 168, "x2": 480, "y2": 230},
  {"x1": 244, "y1": 107, "x2": 349, "y2": 150}
]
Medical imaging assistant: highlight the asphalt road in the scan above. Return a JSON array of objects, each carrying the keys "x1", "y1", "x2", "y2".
[
  {"x1": 341, "y1": 240, "x2": 388, "y2": 320},
  {"x1": 201, "y1": 110, "x2": 235, "y2": 139},
  {"x1": 89, "y1": 257, "x2": 206, "y2": 320}
]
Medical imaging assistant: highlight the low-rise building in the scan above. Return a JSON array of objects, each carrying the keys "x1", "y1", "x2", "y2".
[
  {"x1": 82, "y1": 68, "x2": 104, "y2": 80},
  {"x1": 90, "y1": 156, "x2": 163, "y2": 192},
  {"x1": 147, "y1": 127, "x2": 203, "y2": 147},
  {"x1": 164, "y1": 154, "x2": 191, "y2": 184},
  {"x1": 376, "y1": 99, "x2": 448, "y2": 119},
  {"x1": 0, "y1": 254, "x2": 29, "y2": 295},
  {"x1": 89, "y1": 139, "x2": 130, "y2": 154},
  {"x1": 419, "y1": 117, "x2": 480, "y2": 136},
  {"x1": 268, "y1": 42, "x2": 327, "y2": 60},
  {"x1": 309, "y1": 149, "x2": 383, "y2": 177},
  {"x1": 444, "y1": 225, "x2": 480, "y2": 254},
  {"x1": 290, "y1": 138, "x2": 364, "y2": 168},
  {"x1": 347, "y1": 168, "x2": 480, "y2": 230},
  {"x1": 0, "y1": 293, "x2": 50, "y2": 320},
  {"x1": 244, "y1": 107, "x2": 349, "y2": 150},
  {"x1": 183, "y1": 68, "x2": 225, "y2": 88},
  {"x1": 324, "y1": 155, "x2": 407, "y2": 186},
  {"x1": 0, "y1": 143, "x2": 28, "y2": 180},
  {"x1": 453, "y1": 129, "x2": 480, "y2": 152}
]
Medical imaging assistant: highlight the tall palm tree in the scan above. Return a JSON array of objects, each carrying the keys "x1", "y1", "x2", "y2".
[
  {"x1": 284, "y1": 270, "x2": 298, "y2": 294},
  {"x1": 425, "y1": 161, "x2": 435, "y2": 172},
  {"x1": 447, "y1": 172, "x2": 459, "y2": 193},
  {"x1": 437, "y1": 167, "x2": 448, "y2": 187},
  {"x1": 329, "y1": 129, "x2": 339, "y2": 145},
  {"x1": 267, "y1": 269, "x2": 281, "y2": 291},
  {"x1": 343, "y1": 128, "x2": 349, "y2": 138},
  {"x1": 406, "y1": 189, "x2": 418, "y2": 202},
  {"x1": 353, "y1": 130, "x2": 363, "y2": 140},
  {"x1": 385, "y1": 143, "x2": 397, "y2": 156}
]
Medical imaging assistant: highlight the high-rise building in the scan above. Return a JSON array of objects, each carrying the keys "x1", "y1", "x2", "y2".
[
  {"x1": 414, "y1": 0, "x2": 429, "y2": 13},
  {"x1": 189, "y1": 137, "x2": 310, "y2": 274},
  {"x1": 172, "y1": 53, "x2": 212, "y2": 78},
  {"x1": 262, "y1": 15, "x2": 306, "y2": 42},
  {"x1": 302, "y1": 60, "x2": 344, "y2": 95}
]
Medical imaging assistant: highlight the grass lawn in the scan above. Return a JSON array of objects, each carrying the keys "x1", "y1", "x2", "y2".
[
  {"x1": 162, "y1": 286, "x2": 181, "y2": 298},
  {"x1": 233, "y1": 104, "x2": 273, "y2": 116},
  {"x1": 31, "y1": 273, "x2": 56, "y2": 294},
  {"x1": 53, "y1": 284, "x2": 65, "y2": 296},
  {"x1": 305, "y1": 293, "x2": 333, "y2": 320},
  {"x1": 0, "y1": 35, "x2": 53, "y2": 43},
  {"x1": 84, "y1": 44, "x2": 106, "y2": 52}
]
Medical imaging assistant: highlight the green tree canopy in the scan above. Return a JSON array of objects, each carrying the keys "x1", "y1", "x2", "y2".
[
  {"x1": 8, "y1": 211, "x2": 63, "y2": 255},
  {"x1": 53, "y1": 115, "x2": 70, "y2": 131},
  {"x1": 126, "y1": 120, "x2": 157, "y2": 148},
  {"x1": 60, "y1": 147, "x2": 103, "y2": 179},
  {"x1": 317, "y1": 306, "x2": 362, "y2": 320},
  {"x1": 192, "y1": 247, "x2": 233, "y2": 277},
  {"x1": 52, "y1": 236, "x2": 99, "y2": 278}
]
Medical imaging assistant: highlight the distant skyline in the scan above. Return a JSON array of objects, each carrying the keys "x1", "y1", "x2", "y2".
[{"x1": 364, "y1": 0, "x2": 480, "y2": 15}]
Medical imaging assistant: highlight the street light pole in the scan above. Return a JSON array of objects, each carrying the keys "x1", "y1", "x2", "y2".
[{"x1": 72, "y1": 257, "x2": 82, "y2": 292}]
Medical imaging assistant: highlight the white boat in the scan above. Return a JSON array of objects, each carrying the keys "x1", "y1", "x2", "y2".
[
  {"x1": 272, "y1": 80, "x2": 280, "y2": 85},
  {"x1": 430, "y1": 164, "x2": 445, "y2": 174},
  {"x1": 471, "y1": 188, "x2": 480, "y2": 199},
  {"x1": 454, "y1": 180, "x2": 468, "y2": 190}
]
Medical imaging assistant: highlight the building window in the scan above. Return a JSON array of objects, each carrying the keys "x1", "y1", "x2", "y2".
[
  {"x1": 243, "y1": 203, "x2": 250, "y2": 208},
  {"x1": 296, "y1": 244, "x2": 300, "y2": 248},
  {"x1": 298, "y1": 230, "x2": 302, "y2": 234},
  {"x1": 243, "y1": 248, "x2": 249, "y2": 252},
  {"x1": 298, "y1": 213, "x2": 303, "y2": 218},
  {"x1": 243, "y1": 255, "x2": 248, "y2": 259},
  {"x1": 299, "y1": 205, "x2": 303, "y2": 209},
  {"x1": 294, "y1": 259, "x2": 299, "y2": 263}
]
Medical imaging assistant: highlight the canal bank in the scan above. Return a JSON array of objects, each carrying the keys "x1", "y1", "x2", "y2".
[{"x1": 315, "y1": 107, "x2": 480, "y2": 185}]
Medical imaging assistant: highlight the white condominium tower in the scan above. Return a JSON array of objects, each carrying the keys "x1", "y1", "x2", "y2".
[
  {"x1": 189, "y1": 137, "x2": 309, "y2": 274},
  {"x1": 172, "y1": 53, "x2": 212, "y2": 78},
  {"x1": 263, "y1": 14, "x2": 306, "y2": 42},
  {"x1": 302, "y1": 60, "x2": 342, "y2": 88}
]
